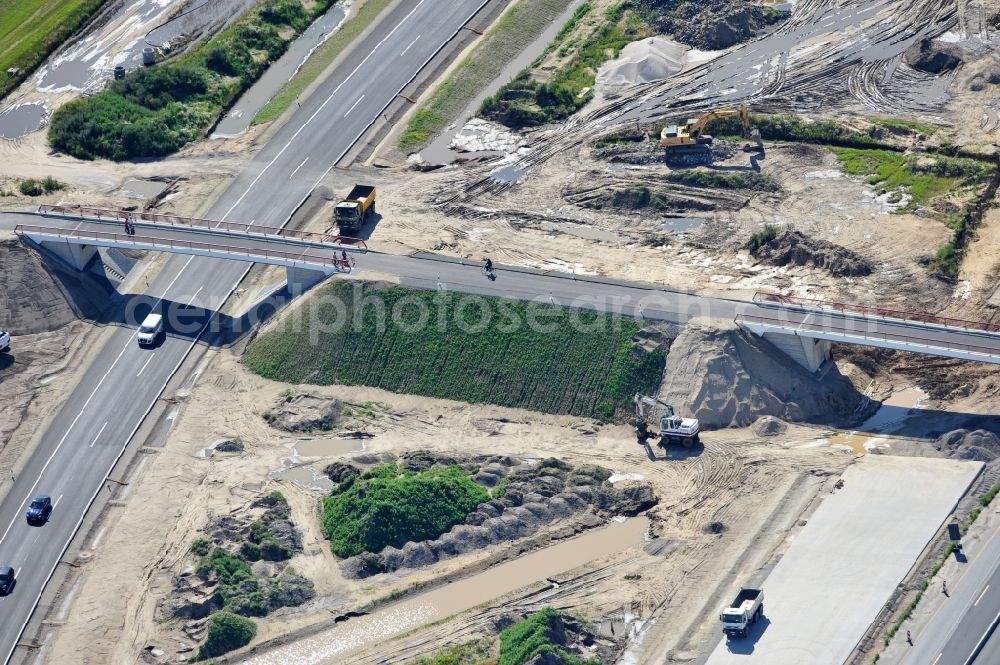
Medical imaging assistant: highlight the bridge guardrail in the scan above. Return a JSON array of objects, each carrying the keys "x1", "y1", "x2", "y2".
[
  {"x1": 15, "y1": 224, "x2": 352, "y2": 271},
  {"x1": 36, "y1": 204, "x2": 368, "y2": 251},
  {"x1": 752, "y1": 292, "x2": 1000, "y2": 334},
  {"x1": 736, "y1": 312, "x2": 1000, "y2": 358}
]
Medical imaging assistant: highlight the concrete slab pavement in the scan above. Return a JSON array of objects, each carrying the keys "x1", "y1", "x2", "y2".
[{"x1": 705, "y1": 455, "x2": 983, "y2": 665}]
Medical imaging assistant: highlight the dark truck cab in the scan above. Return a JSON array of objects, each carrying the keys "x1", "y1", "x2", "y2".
[{"x1": 334, "y1": 185, "x2": 376, "y2": 234}]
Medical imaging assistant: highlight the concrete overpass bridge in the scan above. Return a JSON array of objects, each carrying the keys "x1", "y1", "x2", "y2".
[
  {"x1": 13, "y1": 206, "x2": 1000, "y2": 373},
  {"x1": 737, "y1": 292, "x2": 1000, "y2": 371},
  {"x1": 17, "y1": 205, "x2": 366, "y2": 289}
]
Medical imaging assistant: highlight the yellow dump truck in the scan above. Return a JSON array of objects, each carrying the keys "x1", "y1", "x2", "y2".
[{"x1": 335, "y1": 185, "x2": 376, "y2": 234}]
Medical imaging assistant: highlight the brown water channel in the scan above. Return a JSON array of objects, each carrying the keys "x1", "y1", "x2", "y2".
[{"x1": 241, "y1": 516, "x2": 649, "y2": 664}]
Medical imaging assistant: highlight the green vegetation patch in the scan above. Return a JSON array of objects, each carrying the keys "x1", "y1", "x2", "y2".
[
  {"x1": 830, "y1": 147, "x2": 990, "y2": 208},
  {"x1": 398, "y1": 0, "x2": 572, "y2": 152},
  {"x1": 871, "y1": 117, "x2": 938, "y2": 136},
  {"x1": 197, "y1": 611, "x2": 256, "y2": 660},
  {"x1": 243, "y1": 282, "x2": 666, "y2": 420},
  {"x1": 416, "y1": 639, "x2": 493, "y2": 665},
  {"x1": 321, "y1": 463, "x2": 489, "y2": 557},
  {"x1": 748, "y1": 223, "x2": 781, "y2": 253},
  {"x1": 499, "y1": 608, "x2": 599, "y2": 665},
  {"x1": 18, "y1": 176, "x2": 64, "y2": 197},
  {"x1": 49, "y1": 0, "x2": 341, "y2": 160},
  {"x1": 480, "y1": 3, "x2": 651, "y2": 128},
  {"x1": 255, "y1": 0, "x2": 395, "y2": 124},
  {"x1": 708, "y1": 114, "x2": 889, "y2": 149},
  {"x1": 664, "y1": 169, "x2": 778, "y2": 192},
  {"x1": 0, "y1": 0, "x2": 109, "y2": 102}
]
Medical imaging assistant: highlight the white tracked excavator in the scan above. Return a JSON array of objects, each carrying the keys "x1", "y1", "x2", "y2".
[{"x1": 633, "y1": 393, "x2": 700, "y2": 448}]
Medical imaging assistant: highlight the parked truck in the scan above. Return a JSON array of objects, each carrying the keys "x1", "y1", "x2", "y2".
[
  {"x1": 335, "y1": 185, "x2": 376, "y2": 233},
  {"x1": 720, "y1": 587, "x2": 763, "y2": 638}
]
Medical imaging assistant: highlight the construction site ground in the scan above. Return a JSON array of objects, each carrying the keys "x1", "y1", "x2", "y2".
[{"x1": 0, "y1": 0, "x2": 997, "y2": 663}]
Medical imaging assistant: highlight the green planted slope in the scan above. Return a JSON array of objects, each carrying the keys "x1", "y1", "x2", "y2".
[{"x1": 243, "y1": 282, "x2": 665, "y2": 420}]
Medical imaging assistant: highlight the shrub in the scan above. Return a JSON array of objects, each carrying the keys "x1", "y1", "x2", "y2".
[
  {"x1": 240, "y1": 541, "x2": 262, "y2": 561},
  {"x1": 259, "y1": 537, "x2": 290, "y2": 561},
  {"x1": 197, "y1": 611, "x2": 256, "y2": 660},
  {"x1": 199, "y1": 549, "x2": 253, "y2": 585},
  {"x1": 191, "y1": 538, "x2": 211, "y2": 557},
  {"x1": 748, "y1": 224, "x2": 781, "y2": 253},
  {"x1": 499, "y1": 608, "x2": 599, "y2": 665},
  {"x1": 18, "y1": 179, "x2": 42, "y2": 196},
  {"x1": 322, "y1": 464, "x2": 489, "y2": 557},
  {"x1": 40, "y1": 175, "x2": 63, "y2": 193}
]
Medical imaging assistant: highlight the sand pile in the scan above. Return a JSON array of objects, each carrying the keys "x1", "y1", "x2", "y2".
[
  {"x1": 597, "y1": 37, "x2": 688, "y2": 90},
  {"x1": 0, "y1": 238, "x2": 79, "y2": 333},
  {"x1": 935, "y1": 429, "x2": 1000, "y2": 462},
  {"x1": 658, "y1": 322, "x2": 863, "y2": 428}
]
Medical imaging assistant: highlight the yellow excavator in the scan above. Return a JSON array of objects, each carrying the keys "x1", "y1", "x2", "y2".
[{"x1": 659, "y1": 104, "x2": 762, "y2": 166}]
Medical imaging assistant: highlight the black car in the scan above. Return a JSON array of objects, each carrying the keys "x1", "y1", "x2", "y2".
[
  {"x1": 26, "y1": 495, "x2": 52, "y2": 525},
  {"x1": 0, "y1": 566, "x2": 14, "y2": 595}
]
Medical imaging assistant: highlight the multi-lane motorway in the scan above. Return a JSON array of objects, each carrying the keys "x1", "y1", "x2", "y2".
[{"x1": 0, "y1": 0, "x2": 496, "y2": 660}]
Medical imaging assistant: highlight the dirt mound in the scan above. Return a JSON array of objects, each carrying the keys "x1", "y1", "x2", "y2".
[
  {"x1": 751, "y1": 229, "x2": 873, "y2": 277},
  {"x1": 934, "y1": 429, "x2": 1000, "y2": 462},
  {"x1": 263, "y1": 393, "x2": 342, "y2": 432},
  {"x1": 752, "y1": 416, "x2": 787, "y2": 437},
  {"x1": 638, "y1": 0, "x2": 787, "y2": 50},
  {"x1": 658, "y1": 322, "x2": 863, "y2": 428},
  {"x1": 904, "y1": 38, "x2": 963, "y2": 74},
  {"x1": 0, "y1": 238, "x2": 79, "y2": 334}
]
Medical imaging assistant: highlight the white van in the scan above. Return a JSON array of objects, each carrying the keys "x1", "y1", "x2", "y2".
[
  {"x1": 0, "y1": 330, "x2": 9, "y2": 353},
  {"x1": 137, "y1": 313, "x2": 163, "y2": 346}
]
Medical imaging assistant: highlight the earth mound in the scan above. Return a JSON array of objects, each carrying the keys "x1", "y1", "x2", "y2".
[
  {"x1": 904, "y1": 38, "x2": 963, "y2": 74},
  {"x1": 263, "y1": 393, "x2": 342, "y2": 432},
  {"x1": 597, "y1": 37, "x2": 688, "y2": 89},
  {"x1": 751, "y1": 229, "x2": 873, "y2": 277},
  {"x1": 637, "y1": 0, "x2": 787, "y2": 50},
  {"x1": 658, "y1": 322, "x2": 864, "y2": 428},
  {"x1": 935, "y1": 428, "x2": 1000, "y2": 462}
]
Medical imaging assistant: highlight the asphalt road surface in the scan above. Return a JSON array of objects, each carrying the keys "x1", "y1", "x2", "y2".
[
  {"x1": 0, "y1": 0, "x2": 496, "y2": 660},
  {"x1": 1, "y1": 1, "x2": 999, "y2": 662},
  {"x1": 896, "y1": 518, "x2": 1000, "y2": 665}
]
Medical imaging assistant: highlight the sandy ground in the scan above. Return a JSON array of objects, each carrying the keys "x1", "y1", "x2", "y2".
[{"x1": 43, "y1": 346, "x2": 864, "y2": 664}]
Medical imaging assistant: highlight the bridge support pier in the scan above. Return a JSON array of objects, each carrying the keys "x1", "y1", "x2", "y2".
[
  {"x1": 286, "y1": 266, "x2": 330, "y2": 291},
  {"x1": 761, "y1": 332, "x2": 831, "y2": 373},
  {"x1": 38, "y1": 240, "x2": 97, "y2": 271}
]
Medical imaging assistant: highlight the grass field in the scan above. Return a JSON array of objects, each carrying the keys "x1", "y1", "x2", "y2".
[
  {"x1": 243, "y1": 282, "x2": 666, "y2": 421},
  {"x1": 0, "y1": 0, "x2": 109, "y2": 101},
  {"x1": 397, "y1": 0, "x2": 571, "y2": 152},
  {"x1": 253, "y1": 0, "x2": 395, "y2": 125},
  {"x1": 830, "y1": 147, "x2": 990, "y2": 208}
]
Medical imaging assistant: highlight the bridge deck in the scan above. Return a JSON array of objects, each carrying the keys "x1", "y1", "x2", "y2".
[
  {"x1": 740, "y1": 293, "x2": 1000, "y2": 364},
  {"x1": 36, "y1": 204, "x2": 367, "y2": 250},
  {"x1": 16, "y1": 223, "x2": 353, "y2": 273}
]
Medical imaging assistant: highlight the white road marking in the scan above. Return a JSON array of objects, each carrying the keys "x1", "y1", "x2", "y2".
[
  {"x1": 289, "y1": 156, "x2": 310, "y2": 179},
  {"x1": 975, "y1": 584, "x2": 989, "y2": 606},
  {"x1": 14, "y1": 568, "x2": 19, "y2": 579},
  {"x1": 89, "y1": 422, "x2": 108, "y2": 448},
  {"x1": 0, "y1": 325, "x2": 139, "y2": 547},
  {"x1": 219, "y1": 0, "x2": 431, "y2": 222},
  {"x1": 136, "y1": 353, "x2": 156, "y2": 377},
  {"x1": 931, "y1": 652, "x2": 942, "y2": 665},
  {"x1": 186, "y1": 286, "x2": 203, "y2": 307},
  {"x1": 400, "y1": 35, "x2": 420, "y2": 56},
  {"x1": 53, "y1": 494, "x2": 62, "y2": 509},
  {"x1": 344, "y1": 95, "x2": 365, "y2": 118}
]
